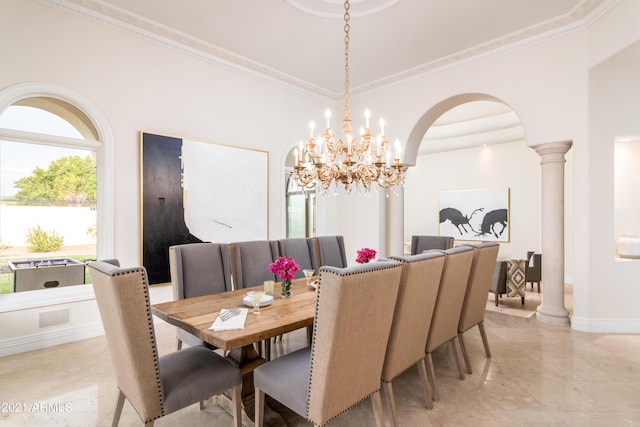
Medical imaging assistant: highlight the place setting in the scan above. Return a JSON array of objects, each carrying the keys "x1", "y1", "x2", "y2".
[{"x1": 209, "y1": 307, "x2": 248, "y2": 331}]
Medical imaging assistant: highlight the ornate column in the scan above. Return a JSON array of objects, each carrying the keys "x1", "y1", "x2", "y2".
[{"x1": 533, "y1": 141, "x2": 572, "y2": 325}]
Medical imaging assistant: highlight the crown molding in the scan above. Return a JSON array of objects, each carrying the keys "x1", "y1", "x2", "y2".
[
  {"x1": 39, "y1": 0, "x2": 617, "y2": 100},
  {"x1": 38, "y1": 0, "x2": 338, "y2": 100}
]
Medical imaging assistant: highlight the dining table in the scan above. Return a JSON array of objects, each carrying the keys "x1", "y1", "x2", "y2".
[{"x1": 151, "y1": 278, "x2": 317, "y2": 425}]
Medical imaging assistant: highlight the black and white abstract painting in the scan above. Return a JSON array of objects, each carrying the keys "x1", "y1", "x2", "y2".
[
  {"x1": 439, "y1": 188, "x2": 510, "y2": 242},
  {"x1": 141, "y1": 132, "x2": 269, "y2": 284}
]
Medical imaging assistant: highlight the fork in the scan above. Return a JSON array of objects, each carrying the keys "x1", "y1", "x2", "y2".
[{"x1": 219, "y1": 308, "x2": 240, "y2": 322}]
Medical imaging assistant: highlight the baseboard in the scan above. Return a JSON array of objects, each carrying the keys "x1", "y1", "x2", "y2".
[
  {"x1": 0, "y1": 322, "x2": 104, "y2": 357},
  {"x1": 571, "y1": 316, "x2": 640, "y2": 333}
]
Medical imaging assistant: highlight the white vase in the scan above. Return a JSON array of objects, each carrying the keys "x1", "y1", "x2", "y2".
[{"x1": 616, "y1": 234, "x2": 640, "y2": 259}]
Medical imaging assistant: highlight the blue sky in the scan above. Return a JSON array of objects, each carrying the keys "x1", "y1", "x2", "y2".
[{"x1": 0, "y1": 106, "x2": 87, "y2": 196}]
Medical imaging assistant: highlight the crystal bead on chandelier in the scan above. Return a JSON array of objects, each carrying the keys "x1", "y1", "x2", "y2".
[{"x1": 292, "y1": 0, "x2": 406, "y2": 194}]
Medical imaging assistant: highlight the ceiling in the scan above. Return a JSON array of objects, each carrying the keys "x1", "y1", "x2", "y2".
[{"x1": 52, "y1": 0, "x2": 610, "y2": 152}]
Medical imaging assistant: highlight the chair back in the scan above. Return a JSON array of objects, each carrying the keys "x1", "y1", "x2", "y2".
[
  {"x1": 410, "y1": 235, "x2": 454, "y2": 255},
  {"x1": 458, "y1": 242, "x2": 500, "y2": 333},
  {"x1": 88, "y1": 261, "x2": 164, "y2": 422},
  {"x1": 383, "y1": 252, "x2": 445, "y2": 382},
  {"x1": 526, "y1": 252, "x2": 542, "y2": 282},
  {"x1": 277, "y1": 238, "x2": 318, "y2": 279},
  {"x1": 169, "y1": 243, "x2": 232, "y2": 299},
  {"x1": 229, "y1": 240, "x2": 279, "y2": 289},
  {"x1": 426, "y1": 246, "x2": 474, "y2": 352},
  {"x1": 307, "y1": 261, "x2": 402, "y2": 425},
  {"x1": 314, "y1": 235, "x2": 348, "y2": 268}
]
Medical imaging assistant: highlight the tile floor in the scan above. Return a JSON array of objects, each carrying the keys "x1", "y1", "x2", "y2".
[{"x1": 1, "y1": 292, "x2": 639, "y2": 426}]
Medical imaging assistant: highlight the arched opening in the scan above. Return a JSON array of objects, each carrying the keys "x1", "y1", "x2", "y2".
[{"x1": 403, "y1": 95, "x2": 542, "y2": 262}]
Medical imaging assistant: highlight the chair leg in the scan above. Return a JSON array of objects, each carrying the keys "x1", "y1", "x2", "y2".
[
  {"x1": 112, "y1": 390, "x2": 125, "y2": 427},
  {"x1": 255, "y1": 388, "x2": 265, "y2": 427},
  {"x1": 537, "y1": 281, "x2": 541, "y2": 293},
  {"x1": 450, "y1": 338, "x2": 465, "y2": 380},
  {"x1": 231, "y1": 384, "x2": 242, "y2": 427},
  {"x1": 370, "y1": 390, "x2": 385, "y2": 427},
  {"x1": 177, "y1": 339, "x2": 183, "y2": 351},
  {"x1": 199, "y1": 400, "x2": 204, "y2": 410},
  {"x1": 417, "y1": 358, "x2": 433, "y2": 409},
  {"x1": 478, "y1": 321, "x2": 492, "y2": 358},
  {"x1": 425, "y1": 352, "x2": 438, "y2": 401},
  {"x1": 458, "y1": 332, "x2": 472, "y2": 374},
  {"x1": 382, "y1": 381, "x2": 399, "y2": 427},
  {"x1": 521, "y1": 296, "x2": 525, "y2": 305},
  {"x1": 495, "y1": 292, "x2": 499, "y2": 306},
  {"x1": 263, "y1": 339, "x2": 271, "y2": 361}
]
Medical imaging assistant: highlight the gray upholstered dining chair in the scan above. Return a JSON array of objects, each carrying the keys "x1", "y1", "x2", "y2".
[
  {"x1": 88, "y1": 260, "x2": 242, "y2": 427},
  {"x1": 384, "y1": 252, "x2": 446, "y2": 426},
  {"x1": 410, "y1": 235, "x2": 455, "y2": 255},
  {"x1": 169, "y1": 242, "x2": 232, "y2": 350},
  {"x1": 526, "y1": 251, "x2": 542, "y2": 293},
  {"x1": 254, "y1": 261, "x2": 403, "y2": 427},
  {"x1": 277, "y1": 238, "x2": 318, "y2": 279},
  {"x1": 457, "y1": 242, "x2": 500, "y2": 374},
  {"x1": 228, "y1": 240, "x2": 280, "y2": 289},
  {"x1": 424, "y1": 246, "x2": 474, "y2": 401},
  {"x1": 314, "y1": 235, "x2": 348, "y2": 268}
]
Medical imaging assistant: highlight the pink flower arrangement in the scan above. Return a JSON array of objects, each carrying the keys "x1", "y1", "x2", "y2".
[
  {"x1": 355, "y1": 247, "x2": 377, "y2": 264},
  {"x1": 268, "y1": 256, "x2": 301, "y2": 281}
]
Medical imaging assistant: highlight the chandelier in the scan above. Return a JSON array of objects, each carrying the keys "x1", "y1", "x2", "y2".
[{"x1": 291, "y1": 0, "x2": 406, "y2": 194}]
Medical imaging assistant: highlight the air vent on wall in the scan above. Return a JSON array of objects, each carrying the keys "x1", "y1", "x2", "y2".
[{"x1": 39, "y1": 309, "x2": 70, "y2": 328}]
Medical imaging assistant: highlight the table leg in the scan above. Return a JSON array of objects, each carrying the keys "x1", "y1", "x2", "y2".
[{"x1": 216, "y1": 343, "x2": 287, "y2": 427}]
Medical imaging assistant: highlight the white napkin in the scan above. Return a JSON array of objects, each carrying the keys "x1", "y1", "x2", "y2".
[{"x1": 209, "y1": 308, "x2": 248, "y2": 331}]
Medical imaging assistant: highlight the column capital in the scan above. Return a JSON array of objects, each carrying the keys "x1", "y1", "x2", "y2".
[{"x1": 532, "y1": 141, "x2": 573, "y2": 161}]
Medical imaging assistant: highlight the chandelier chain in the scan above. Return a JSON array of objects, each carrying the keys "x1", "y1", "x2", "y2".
[{"x1": 343, "y1": 1, "x2": 351, "y2": 134}]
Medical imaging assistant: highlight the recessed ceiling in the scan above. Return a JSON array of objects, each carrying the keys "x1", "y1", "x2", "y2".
[
  {"x1": 47, "y1": 0, "x2": 611, "y2": 152},
  {"x1": 58, "y1": 0, "x2": 609, "y2": 96},
  {"x1": 421, "y1": 101, "x2": 525, "y2": 154}
]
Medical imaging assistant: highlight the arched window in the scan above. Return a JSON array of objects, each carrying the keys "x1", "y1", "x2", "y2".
[
  {"x1": 0, "y1": 87, "x2": 112, "y2": 296},
  {"x1": 285, "y1": 173, "x2": 316, "y2": 238}
]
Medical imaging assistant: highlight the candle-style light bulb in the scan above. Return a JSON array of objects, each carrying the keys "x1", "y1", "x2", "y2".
[
  {"x1": 309, "y1": 120, "x2": 315, "y2": 139},
  {"x1": 395, "y1": 139, "x2": 401, "y2": 161},
  {"x1": 325, "y1": 109, "x2": 331, "y2": 128},
  {"x1": 379, "y1": 118, "x2": 385, "y2": 136},
  {"x1": 365, "y1": 109, "x2": 371, "y2": 129},
  {"x1": 294, "y1": 147, "x2": 299, "y2": 163}
]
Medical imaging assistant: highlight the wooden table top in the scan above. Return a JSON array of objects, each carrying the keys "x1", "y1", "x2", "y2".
[{"x1": 151, "y1": 279, "x2": 317, "y2": 351}]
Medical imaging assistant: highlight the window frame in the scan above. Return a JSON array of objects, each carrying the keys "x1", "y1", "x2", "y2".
[
  {"x1": 285, "y1": 173, "x2": 316, "y2": 238},
  {"x1": 0, "y1": 82, "x2": 113, "y2": 310}
]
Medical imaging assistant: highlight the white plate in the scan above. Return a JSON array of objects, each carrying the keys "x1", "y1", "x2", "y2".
[{"x1": 243, "y1": 294, "x2": 274, "y2": 307}]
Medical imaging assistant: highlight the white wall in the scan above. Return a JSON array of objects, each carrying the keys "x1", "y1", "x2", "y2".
[
  {"x1": 578, "y1": 37, "x2": 640, "y2": 332},
  {"x1": 405, "y1": 142, "x2": 541, "y2": 257}
]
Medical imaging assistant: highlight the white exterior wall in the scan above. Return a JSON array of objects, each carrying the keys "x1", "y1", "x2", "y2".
[{"x1": 0, "y1": 0, "x2": 638, "y2": 355}]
